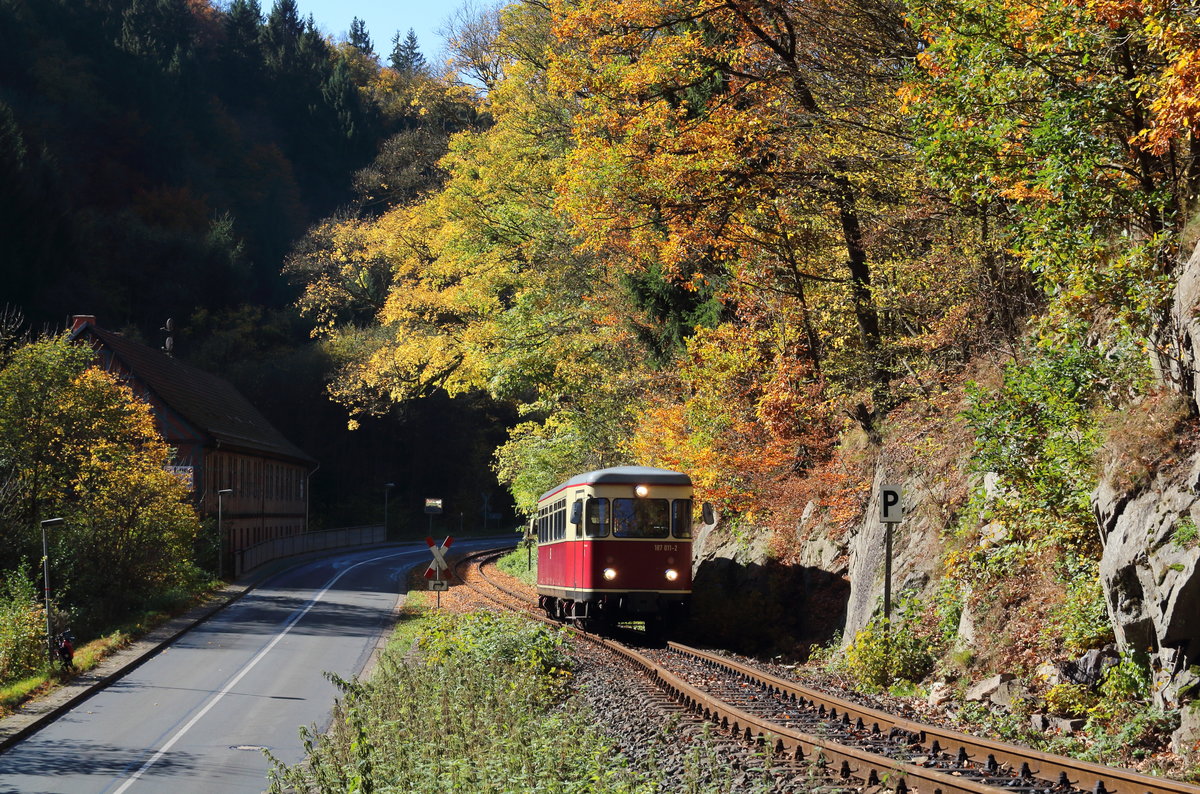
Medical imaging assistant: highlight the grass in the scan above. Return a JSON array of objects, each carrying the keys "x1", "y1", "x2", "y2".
[
  {"x1": 496, "y1": 544, "x2": 538, "y2": 588},
  {"x1": 0, "y1": 578, "x2": 221, "y2": 717},
  {"x1": 72, "y1": 630, "x2": 134, "y2": 673},
  {"x1": 0, "y1": 674, "x2": 51, "y2": 713},
  {"x1": 269, "y1": 590, "x2": 791, "y2": 793}
]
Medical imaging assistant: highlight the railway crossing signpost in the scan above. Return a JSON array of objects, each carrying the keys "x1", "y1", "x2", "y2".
[
  {"x1": 879, "y1": 484, "x2": 904, "y2": 624},
  {"x1": 425, "y1": 535, "x2": 453, "y2": 607}
]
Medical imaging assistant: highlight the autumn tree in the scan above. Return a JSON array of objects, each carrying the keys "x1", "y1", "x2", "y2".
[
  {"x1": 549, "y1": 0, "x2": 930, "y2": 437},
  {"x1": 905, "y1": 0, "x2": 1195, "y2": 376},
  {"x1": 0, "y1": 336, "x2": 201, "y2": 631},
  {"x1": 290, "y1": 3, "x2": 661, "y2": 510}
]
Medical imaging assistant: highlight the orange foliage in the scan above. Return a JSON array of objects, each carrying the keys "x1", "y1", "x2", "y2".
[{"x1": 629, "y1": 319, "x2": 840, "y2": 518}]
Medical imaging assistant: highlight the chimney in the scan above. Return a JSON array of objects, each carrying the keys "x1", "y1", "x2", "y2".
[{"x1": 70, "y1": 315, "x2": 96, "y2": 333}]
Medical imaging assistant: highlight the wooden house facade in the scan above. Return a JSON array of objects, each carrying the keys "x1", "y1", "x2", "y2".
[{"x1": 69, "y1": 316, "x2": 317, "y2": 569}]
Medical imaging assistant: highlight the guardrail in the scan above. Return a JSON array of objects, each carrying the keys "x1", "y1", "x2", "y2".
[{"x1": 235, "y1": 525, "x2": 387, "y2": 576}]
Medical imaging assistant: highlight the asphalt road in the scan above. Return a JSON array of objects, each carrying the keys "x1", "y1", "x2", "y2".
[{"x1": 0, "y1": 537, "x2": 510, "y2": 794}]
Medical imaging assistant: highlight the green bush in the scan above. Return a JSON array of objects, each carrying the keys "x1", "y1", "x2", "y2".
[
  {"x1": 1100, "y1": 653, "x2": 1152, "y2": 702},
  {"x1": 845, "y1": 612, "x2": 934, "y2": 691},
  {"x1": 1081, "y1": 707, "x2": 1179, "y2": 764},
  {"x1": 0, "y1": 569, "x2": 46, "y2": 685},
  {"x1": 416, "y1": 610, "x2": 569, "y2": 675},
  {"x1": 1045, "y1": 683, "x2": 1096, "y2": 717},
  {"x1": 1050, "y1": 563, "x2": 1113, "y2": 653},
  {"x1": 962, "y1": 335, "x2": 1108, "y2": 549}
]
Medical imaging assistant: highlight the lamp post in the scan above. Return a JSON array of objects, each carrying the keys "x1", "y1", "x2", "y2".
[
  {"x1": 217, "y1": 489, "x2": 233, "y2": 579},
  {"x1": 40, "y1": 517, "x2": 64, "y2": 667},
  {"x1": 383, "y1": 483, "x2": 395, "y2": 536}
]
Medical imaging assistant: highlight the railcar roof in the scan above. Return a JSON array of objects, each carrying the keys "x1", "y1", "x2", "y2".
[{"x1": 540, "y1": 466, "x2": 692, "y2": 502}]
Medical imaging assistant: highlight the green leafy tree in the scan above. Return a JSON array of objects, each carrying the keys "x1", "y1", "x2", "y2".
[
  {"x1": 0, "y1": 336, "x2": 201, "y2": 631},
  {"x1": 904, "y1": 0, "x2": 1188, "y2": 352}
]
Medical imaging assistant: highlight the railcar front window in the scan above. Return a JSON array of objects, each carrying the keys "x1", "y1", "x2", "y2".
[
  {"x1": 585, "y1": 497, "x2": 609, "y2": 537},
  {"x1": 672, "y1": 499, "x2": 693, "y2": 538},
  {"x1": 612, "y1": 498, "x2": 670, "y2": 538}
]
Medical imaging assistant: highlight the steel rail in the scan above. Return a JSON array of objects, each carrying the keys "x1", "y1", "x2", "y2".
[
  {"x1": 599, "y1": 631, "x2": 1009, "y2": 794},
  {"x1": 460, "y1": 550, "x2": 1199, "y2": 794},
  {"x1": 669, "y1": 643, "x2": 1200, "y2": 794}
]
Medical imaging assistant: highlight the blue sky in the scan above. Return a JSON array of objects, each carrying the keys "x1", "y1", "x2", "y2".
[{"x1": 295, "y1": 0, "x2": 456, "y2": 65}]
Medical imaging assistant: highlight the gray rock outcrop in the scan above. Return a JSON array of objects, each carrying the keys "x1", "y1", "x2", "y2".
[
  {"x1": 1096, "y1": 244, "x2": 1200, "y2": 707},
  {"x1": 842, "y1": 469, "x2": 945, "y2": 643},
  {"x1": 964, "y1": 673, "x2": 1028, "y2": 710}
]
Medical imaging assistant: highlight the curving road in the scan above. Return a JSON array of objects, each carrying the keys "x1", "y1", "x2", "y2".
[{"x1": 0, "y1": 538, "x2": 510, "y2": 794}]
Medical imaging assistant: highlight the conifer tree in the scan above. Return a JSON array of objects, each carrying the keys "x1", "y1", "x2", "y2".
[
  {"x1": 349, "y1": 17, "x2": 374, "y2": 58},
  {"x1": 262, "y1": 0, "x2": 303, "y2": 76},
  {"x1": 389, "y1": 28, "x2": 426, "y2": 76},
  {"x1": 222, "y1": 0, "x2": 263, "y2": 98}
]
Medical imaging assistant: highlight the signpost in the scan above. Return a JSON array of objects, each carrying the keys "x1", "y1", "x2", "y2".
[
  {"x1": 425, "y1": 535, "x2": 453, "y2": 607},
  {"x1": 523, "y1": 525, "x2": 536, "y2": 571},
  {"x1": 879, "y1": 484, "x2": 904, "y2": 623},
  {"x1": 425, "y1": 497, "x2": 443, "y2": 538}
]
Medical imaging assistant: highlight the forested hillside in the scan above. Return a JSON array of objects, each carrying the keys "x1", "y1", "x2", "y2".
[
  {"x1": 298, "y1": 0, "x2": 1195, "y2": 521},
  {"x1": 0, "y1": 0, "x2": 512, "y2": 529}
]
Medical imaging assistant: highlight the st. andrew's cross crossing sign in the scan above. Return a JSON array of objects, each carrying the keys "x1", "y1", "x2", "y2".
[{"x1": 425, "y1": 535, "x2": 453, "y2": 579}]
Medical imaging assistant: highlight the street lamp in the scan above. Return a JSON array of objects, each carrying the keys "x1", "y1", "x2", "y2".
[
  {"x1": 217, "y1": 489, "x2": 233, "y2": 579},
  {"x1": 40, "y1": 517, "x2": 64, "y2": 667},
  {"x1": 383, "y1": 483, "x2": 395, "y2": 535}
]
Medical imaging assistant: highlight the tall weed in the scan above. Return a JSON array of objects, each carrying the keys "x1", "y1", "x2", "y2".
[
  {"x1": 0, "y1": 569, "x2": 46, "y2": 685},
  {"x1": 269, "y1": 611, "x2": 645, "y2": 793}
]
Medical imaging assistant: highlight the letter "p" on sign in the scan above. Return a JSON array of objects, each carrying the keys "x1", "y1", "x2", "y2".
[{"x1": 880, "y1": 485, "x2": 904, "y2": 523}]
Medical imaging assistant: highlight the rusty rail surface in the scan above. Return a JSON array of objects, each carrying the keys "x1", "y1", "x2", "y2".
[
  {"x1": 665, "y1": 643, "x2": 1200, "y2": 794},
  {"x1": 455, "y1": 549, "x2": 1200, "y2": 794}
]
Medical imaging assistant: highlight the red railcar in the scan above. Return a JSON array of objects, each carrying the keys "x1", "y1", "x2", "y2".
[{"x1": 534, "y1": 466, "x2": 693, "y2": 628}]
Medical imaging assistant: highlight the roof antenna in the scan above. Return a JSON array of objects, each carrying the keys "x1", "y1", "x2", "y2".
[{"x1": 161, "y1": 318, "x2": 174, "y2": 356}]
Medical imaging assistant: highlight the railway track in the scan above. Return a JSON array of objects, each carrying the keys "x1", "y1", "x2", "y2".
[{"x1": 452, "y1": 548, "x2": 1200, "y2": 794}]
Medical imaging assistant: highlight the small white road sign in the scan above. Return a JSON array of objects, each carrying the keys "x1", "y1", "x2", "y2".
[
  {"x1": 424, "y1": 535, "x2": 454, "y2": 579},
  {"x1": 880, "y1": 484, "x2": 904, "y2": 523},
  {"x1": 428, "y1": 579, "x2": 449, "y2": 591}
]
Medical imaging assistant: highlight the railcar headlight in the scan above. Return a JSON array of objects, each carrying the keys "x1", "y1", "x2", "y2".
[
  {"x1": 665, "y1": 568, "x2": 679, "y2": 582},
  {"x1": 635, "y1": 484, "x2": 649, "y2": 497},
  {"x1": 603, "y1": 567, "x2": 618, "y2": 581}
]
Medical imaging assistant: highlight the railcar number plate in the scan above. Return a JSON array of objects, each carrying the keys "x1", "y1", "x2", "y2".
[{"x1": 653, "y1": 544, "x2": 678, "y2": 552}]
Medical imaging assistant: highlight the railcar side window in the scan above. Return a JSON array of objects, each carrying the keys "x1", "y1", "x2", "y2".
[
  {"x1": 585, "y1": 497, "x2": 609, "y2": 537},
  {"x1": 672, "y1": 499, "x2": 693, "y2": 538},
  {"x1": 612, "y1": 498, "x2": 670, "y2": 538}
]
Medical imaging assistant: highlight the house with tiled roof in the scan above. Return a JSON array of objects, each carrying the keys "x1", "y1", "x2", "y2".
[{"x1": 69, "y1": 315, "x2": 317, "y2": 571}]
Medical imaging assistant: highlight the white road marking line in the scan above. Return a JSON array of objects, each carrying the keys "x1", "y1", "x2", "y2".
[{"x1": 113, "y1": 550, "x2": 407, "y2": 793}]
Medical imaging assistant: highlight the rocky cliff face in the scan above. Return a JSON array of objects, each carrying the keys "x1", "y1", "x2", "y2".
[
  {"x1": 1096, "y1": 246, "x2": 1200, "y2": 707},
  {"x1": 837, "y1": 469, "x2": 947, "y2": 643}
]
